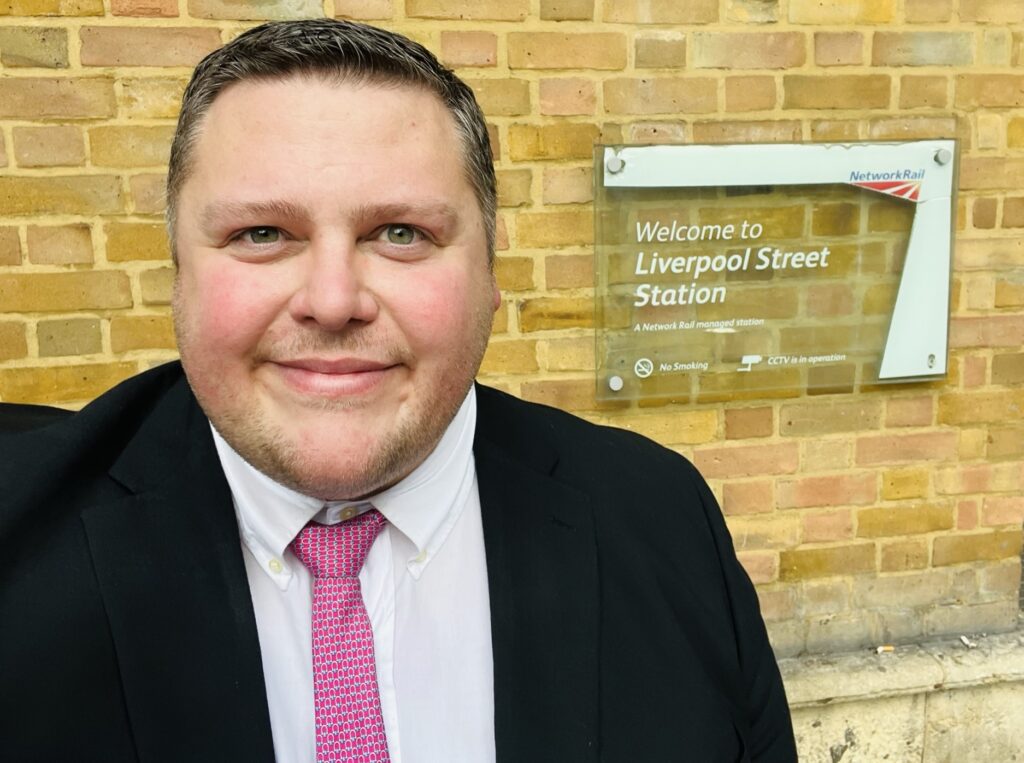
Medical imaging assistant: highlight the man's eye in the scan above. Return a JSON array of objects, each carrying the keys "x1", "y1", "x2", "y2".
[
  {"x1": 385, "y1": 225, "x2": 417, "y2": 245},
  {"x1": 244, "y1": 227, "x2": 280, "y2": 244}
]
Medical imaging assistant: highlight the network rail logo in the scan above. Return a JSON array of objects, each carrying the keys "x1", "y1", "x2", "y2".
[{"x1": 849, "y1": 168, "x2": 926, "y2": 202}]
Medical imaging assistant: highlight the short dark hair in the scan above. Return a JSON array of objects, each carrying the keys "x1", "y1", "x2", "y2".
[{"x1": 166, "y1": 18, "x2": 496, "y2": 262}]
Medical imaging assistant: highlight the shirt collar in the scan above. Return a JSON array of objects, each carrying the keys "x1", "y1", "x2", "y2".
[{"x1": 211, "y1": 387, "x2": 477, "y2": 588}]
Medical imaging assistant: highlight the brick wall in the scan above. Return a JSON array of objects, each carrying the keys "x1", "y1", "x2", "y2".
[{"x1": 0, "y1": 0, "x2": 1021, "y2": 656}]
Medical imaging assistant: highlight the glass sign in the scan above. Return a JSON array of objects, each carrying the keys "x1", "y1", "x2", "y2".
[{"x1": 594, "y1": 140, "x2": 957, "y2": 402}]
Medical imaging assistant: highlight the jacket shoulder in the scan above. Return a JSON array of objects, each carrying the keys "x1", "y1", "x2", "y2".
[
  {"x1": 0, "y1": 402, "x2": 71, "y2": 433},
  {"x1": 474, "y1": 383, "x2": 697, "y2": 483}
]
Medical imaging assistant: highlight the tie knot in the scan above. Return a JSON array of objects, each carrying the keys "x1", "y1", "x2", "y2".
[{"x1": 291, "y1": 508, "x2": 386, "y2": 579}]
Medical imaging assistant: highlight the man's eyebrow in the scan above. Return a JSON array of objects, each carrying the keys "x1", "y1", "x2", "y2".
[
  {"x1": 199, "y1": 199, "x2": 312, "y2": 228},
  {"x1": 350, "y1": 202, "x2": 461, "y2": 228}
]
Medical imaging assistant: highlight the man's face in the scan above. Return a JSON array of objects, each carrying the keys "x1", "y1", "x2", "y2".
[{"x1": 172, "y1": 76, "x2": 498, "y2": 500}]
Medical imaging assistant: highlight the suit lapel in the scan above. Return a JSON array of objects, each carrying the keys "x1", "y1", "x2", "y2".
[
  {"x1": 80, "y1": 378, "x2": 275, "y2": 763},
  {"x1": 475, "y1": 394, "x2": 600, "y2": 763}
]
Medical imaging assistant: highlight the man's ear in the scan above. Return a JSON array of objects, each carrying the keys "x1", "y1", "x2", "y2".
[{"x1": 491, "y1": 279, "x2": 501, "y2": 312}]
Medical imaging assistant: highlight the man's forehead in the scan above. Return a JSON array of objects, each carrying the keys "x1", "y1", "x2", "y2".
[{"x1": 202, "y1": 72, "x2": 447, "y2": 121}]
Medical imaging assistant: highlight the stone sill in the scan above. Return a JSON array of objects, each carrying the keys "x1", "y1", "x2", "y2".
[{"x1": 778, "y1": 618, "x2": 1024, "y2": 707}]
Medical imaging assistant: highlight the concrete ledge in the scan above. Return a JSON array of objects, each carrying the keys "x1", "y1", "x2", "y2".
[{"x1": 779, "y1": 623, "x2": 1024, "y2": 761}]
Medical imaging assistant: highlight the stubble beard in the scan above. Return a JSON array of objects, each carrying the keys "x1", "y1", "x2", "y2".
[{"x1": 174, "y1": 293, "x2": 494, "y2": 502}]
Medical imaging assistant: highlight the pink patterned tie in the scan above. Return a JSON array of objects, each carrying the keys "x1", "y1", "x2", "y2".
[{"x1": 291, "y1": 509, "x2": 390, "y2": 763}]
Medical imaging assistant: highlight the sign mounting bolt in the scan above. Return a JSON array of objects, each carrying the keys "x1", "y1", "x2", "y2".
[
  {"x1": 934, "y1": 148, "x2": 952, "y2": 166},
  {"x1": 606, "y1": 155, "x2": 625, "y2": 174}
]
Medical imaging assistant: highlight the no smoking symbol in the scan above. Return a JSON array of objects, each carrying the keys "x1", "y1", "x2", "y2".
[{"x1": 634, "y1": 358, "x2": 654, "y2": 378}]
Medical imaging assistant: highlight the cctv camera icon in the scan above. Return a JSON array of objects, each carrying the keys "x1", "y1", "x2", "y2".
[{"x1": 737, "y1": 355, "x2": 762, "y2": 372}]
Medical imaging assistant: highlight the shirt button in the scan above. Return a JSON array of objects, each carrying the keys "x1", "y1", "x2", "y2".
[
  {"x1": 341, "y1": 507, "x2": 357, "y2": 521},
  {"x1": 415, "y1": 550, "x2": 428, "y2": 563},
  {"x1": 268, "y1": 558, "x2": 284, "y2": 574}
]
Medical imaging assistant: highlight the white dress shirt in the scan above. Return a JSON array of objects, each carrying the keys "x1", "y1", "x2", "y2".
[{"x1": 210, "y1": 388, "x2": 495, "y2": 763}]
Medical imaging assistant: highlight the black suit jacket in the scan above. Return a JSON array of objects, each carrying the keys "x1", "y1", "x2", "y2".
[{"x1": 0, "y1": 362, "x2": 795, "y2": 762}]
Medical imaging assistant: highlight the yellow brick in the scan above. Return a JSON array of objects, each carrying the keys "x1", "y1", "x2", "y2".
[
  {"x1": 119, "y1": 77, "x2": 187, "y2": 119},
  {"x1": 333, "y1": 0, "x2": 392, "y2": 19},
  {"x1": 635, "y1": 33, "x2": 686, "y2": 69},
  {"x1": 0, "y1": 272, "x2": 131, "y2": 312},
  {"x1": 508, "y1": 124, "x2": 599, "y2": 161},
  {"x1": 0, "y1": 77, "x2": 114, "y2": 118},
  {"x1": 778, "y1": 399, "x2": 884, "y2": 434},
  {"x1": 187, "y1": 0, "x2": 320, "y2": 19},
  {"x1": 110, "y1": 315, "x2": 175, "y2": 352},
  {"x1": 625, "y1": 122, "x2": 687, "y2": 144},
  {"x1": 815, "y1": 32, "x2": 864, "y2": 67},
  {"x1": 905, "y1": 0, "x2": 952, "y2": 22},
  {"x1": 872, "y1": 32, "x2": 972, "y2": 66},
  {"x1": 12, "y1": 126, "x2": 85, "y2": 168},
  {"x1": 692, "y1": 121, "x2": 801, "y2": 144},
  {"x1": 540, "y1": 0, "x2": 593, "y2": 20},
  {"x1": 956, "y1": 74, "x2": 1024, "y2": 108},
  {"x1": 0, "y1": 362, "x2": 136, "y2": 404},
  {"x1": 140, "y1": 267, "x2": 174, "y2": 305},
  {"x1": 465, "y1": 79, "x2": 530, "y2": 117},
  {"x1": 542, "y1": 167, "x2": 592, "y2": 206},
  {"x1": 728, "y1": 515, "x2": 801, "y2": 551},
  {"x1": 0, "y1": 0, "x2": 102, "y2": 14},
  {"x1": 27, "y1": 224, "x2": 93, "y2": 265},
  {"x1": 879, "y1": 539, "x2": 929, "y2": 572},
  {"x1": 480, "y1": 339, "x2": 538, "y2": 375},
  {"x1": 604, "y1": 77, "x2": 717, "y2": 115},
  {"x1": 407, "y1": 0, "x2": 527, "y2": 19},
  {"x1": 79, "y1": 27, "x2": 221, "y2": 67},
  {"x1": 105, "y1": 223, "x2": 170, "y2": 262},
  {"x1": 112, "y1": 0, "x2": 179, "y2": 16},
  {"x1": 0, "y1": 227, "x2": 20, "y2": 265},
  {"x1": 961, "y1": 0, "x2": 1024, "y2": 22},
  {"x1": 516, "y1": 210, "x2": 592, "y2": 249},
  {"x1": 440, "y1": 31, "x2": 496, "y2": 68},
  {"x1": 785, "y1": 75, "x2": 891, "y2": 109},
  {"x1": 508, "y1": 33, "x2": 626, "y2": 70},
  {"x1": 810, "y1": 120, "x2": 861, "y2": 141},
  {"x1": 900, "y1": 75, "x2": 948, "y2": 109},
  {"x1": 612, "y1": 409, "x2": 718, "y2": 445},
  {"x1": 692, "y1": 32, "x2": 806, "y2": 69},
  {"x1": 542, "y1": 336, "x2": 594, "y2": 371},
  {"x1": 0, "y1": 176, "x2": 122, "y2": 216},
  {"x1": 868, "y1": 116, "x2": 958, "y2": 141},
  {"x1": 960, "y1": 158, "x2": 1024, "y2": 190},
  {"x1": 519, "y1": 296, "x2": 593, "y2": 332},
  {"x1": 881, "y1": 468, "x2": 929, "y2": 500},
  {"x1": 37, "y1": 317, "x2": 102, "y2": 356},
  {"x1": 603, "y1": 0, "x2": 718, "y2": 23},
  {"x1": 496, "y1": 170, "x2": 531, "y2": 209},
  {"x1": 0, "y1": 26, "x2": 68, "y2": 67},
  {"x1": 129, "y1": 175, "x2": 166, "y2": 215},
  {"x1": 545, "y1": 254, "x2": 592, "y2": 289},
  {"x1": 539, "y1": 78, "x2": 596, "y2": 116},
  {"x1": 0, "y1": 322, "x2": 28, "y2": 361},
  {"x1": 933, "y1": 529, "x2": 1023, "y2": 566},
  {"x1": 90, "y1": 126, "x2": 174, "y2": 168},
  {"x1": 939, "y1": 390, "x2": 1024, "y2": 425},
  {"x1": 494, "y1": 256, "x2": 534, "y2": 291},
  {"x1": 779, "y1": 543, "x2": 876, "y2": 581},
  {"x1": 995, "y1": 279, "x2": 1024, "y2": 307},
  {"x1": 725, "y1": 76, "x2": 777, "y2": 112},
  {"x1": 520, "y1": 378, "x2": 596, "y2": 411},
  {"x1": 857, "y1": 503, "x2": 954, "y2": 538},
  {"x1": 789, "y1": 0, "x2": 894, "y2": 23}
]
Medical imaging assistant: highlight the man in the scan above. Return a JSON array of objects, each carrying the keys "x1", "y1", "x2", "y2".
[{"x1": 0, "y1": 19, "x2": 796, "y2": 763}]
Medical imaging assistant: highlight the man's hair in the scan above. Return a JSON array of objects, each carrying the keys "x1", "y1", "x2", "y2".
[{"x1": 166, "y1": 18, "x2": 496, "y2": 263}]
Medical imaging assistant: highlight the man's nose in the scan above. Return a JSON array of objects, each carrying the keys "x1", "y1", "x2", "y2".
[{"x1": 287, "y1": 240, "x2": 378, "y2": 330}]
